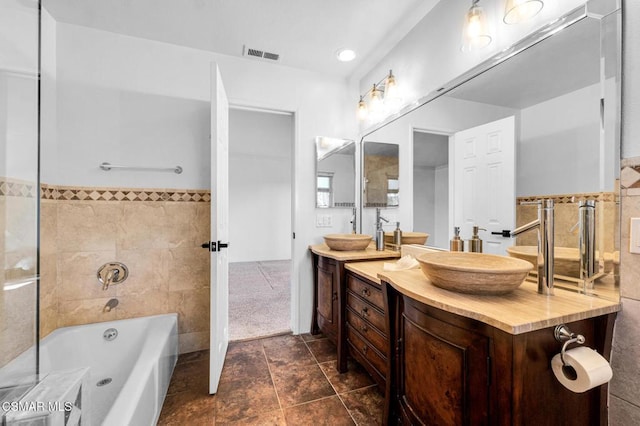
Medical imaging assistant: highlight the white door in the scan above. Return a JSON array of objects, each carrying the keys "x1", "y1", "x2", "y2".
[
  {"x1": 452, "y1": 116, "x2": 516, "y2": 255},
  {"x1": 209, "y1": 63, "x2": 229, "y2": 394}
]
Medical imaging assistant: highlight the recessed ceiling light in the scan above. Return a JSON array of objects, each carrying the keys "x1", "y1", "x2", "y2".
[{"x1": 336, "y1": 48, "x2": 356, "y2": 62}]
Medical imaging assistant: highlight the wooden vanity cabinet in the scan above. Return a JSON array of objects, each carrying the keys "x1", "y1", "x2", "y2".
[
  {"x1": 385, "y1": 283, "x2": 616, "y2": 426},
  {"x1": 311, "y1": 254, "x2": 340, "y2": 344},
  {"x1": 345, "y1": 270, "x2": 390, "y2": 389}
]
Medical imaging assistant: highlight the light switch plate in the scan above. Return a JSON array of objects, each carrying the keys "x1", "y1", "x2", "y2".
[
  {"x1": 630, "y1": 218, "x2": 640, "y2": 254},
  {"x1": 316, "y1": 214, "x2": 332, "y2": 228}
]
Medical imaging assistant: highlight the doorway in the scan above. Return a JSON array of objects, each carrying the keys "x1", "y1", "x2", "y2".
[
  {"x1": 227, "y1": 107, "x2": 294, "y2": 340},
  {"x1": 412, "y1": 129, "x2": 450, "y2": 249}
]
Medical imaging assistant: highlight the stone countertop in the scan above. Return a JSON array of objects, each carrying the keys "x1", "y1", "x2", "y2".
[
  {"x1": 345, "y1": 259, "x2": 621, "y2": 335},
  {"x1": 309, "y1": 243, "x2": 401, "y2": 262}
]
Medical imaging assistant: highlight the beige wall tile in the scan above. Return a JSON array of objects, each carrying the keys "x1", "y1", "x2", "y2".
[
  {"x1": 168, "y1": 288, "x2": 210, "y2": 334},
  {"x1": 619, "y1": 195, "x2": 640, "y2": 299},
  {"x1": 58, "y1": 298, "x2": 117, "y2": 327},
  {"x1": 610, "y1": 395, "x2": 640, "y2": 425},
  {"x1": 178, "y1": 331, "x2": 209, "y2": 354},
  {"x1": 116, "y1": 249, "x2": 170, "y2": 296},
  {"x1": 165, "y1": 202, "x2": 201, "y2": 248},
  {"x1": 117, "y1": 202, "x2": 169, "y2": 250},
  {"x1": 116, "y1": 291, "x2": 170, "y2": 319},
  {"x1": 0, "y1": 283, "x2": 37, "y2": 367},
  {"x1": 58, "y1": 251, "x2": 118, "y2": 301},
  {"x1": 39, "y1": 254, "x2": 57, "y2": 307},
  {"x1": 40, "y1": 199, "x2": 57, "y2": 256},
  {"x1": 57, "y1": 202, "x2": 121, "y2": 252},
  {"x1": 610, "y1": 297, "x2": 640, "y2": 406},
  {"x1": 167, "y1": 247, "x2": 210, "y2": 292}
]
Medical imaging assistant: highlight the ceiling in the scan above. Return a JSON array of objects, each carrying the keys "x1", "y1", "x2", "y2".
[{"x1": 42, "y1": 0, "x2": 440, "y2": 78}]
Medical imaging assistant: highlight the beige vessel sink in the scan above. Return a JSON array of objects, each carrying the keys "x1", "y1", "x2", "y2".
[
  {"x1": 417, "y1": 252, "x2": 533, "y2": 295},
  {"x1": 384, "y1": 232, "x2": 429, "y2": 245},
  {"x1": 324, "y1": 234, "x2": 372, "y2": 251},
  {"x1": 506, "y1": 246, "x2": 584, "y2": 278}
]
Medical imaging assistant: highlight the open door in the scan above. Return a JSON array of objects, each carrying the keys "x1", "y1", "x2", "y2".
[
  {"x1": 452, "y1": 116, "x2": 516, "y2": 255},
  {"x1": 208, "y1": 63, "x2": 230, "y2": 394}
]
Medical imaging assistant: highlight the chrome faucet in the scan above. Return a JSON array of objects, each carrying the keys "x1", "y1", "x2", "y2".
[
  {"x1": 97, "y1": 262, "x2": 129, "y2": 291},
  {"x1": 351, "y1": 207, "x2": 357, "y2": 234},
  {"x1": 510, "y1": 199, "x2": 555, "y2": 295},
  {"x1": 578, "y1": 200, "x2": 597, "y2": 292},
  {"x1": 375, "y1": 208, "x2": 389, "y2": 251},
  {"x1": 103, "y1": 298, "x2": 119, "y2": 313}
]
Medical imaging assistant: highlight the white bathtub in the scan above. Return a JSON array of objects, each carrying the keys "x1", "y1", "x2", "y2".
[{"x1": 39, "y1": 314, "x2": 178, "y2": 426}]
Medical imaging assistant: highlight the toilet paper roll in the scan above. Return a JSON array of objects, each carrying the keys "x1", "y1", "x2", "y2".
[{"x1": 551, "y1": 346, "x2": 613, "y2": 393}]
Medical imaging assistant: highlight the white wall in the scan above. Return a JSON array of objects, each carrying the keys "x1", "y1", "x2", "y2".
[
  {"x1": 356, "y1": 0, "x2": 586, "y2": 124},
  {"x1": 518, "y1": 83, "x2": 606, "y2": 196},
  {"x1": 228, "y1": 108, "x2": 292, "y2": 263},
  {"x1": 43, "y1": 20, "x2": 357, "y2": 334}
]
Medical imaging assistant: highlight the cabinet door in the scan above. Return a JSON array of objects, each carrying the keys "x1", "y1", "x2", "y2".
[
  {"x1": 317, "y1": 266, "x2": 336, "y2": 325},
  {"x1": 398, "y1": 301, "x2": 490, "y2": 425}
]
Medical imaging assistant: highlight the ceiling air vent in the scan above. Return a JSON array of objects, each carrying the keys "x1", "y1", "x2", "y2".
[{"x1": 243, "y1": 45, "x2": 280, "y2": 62}]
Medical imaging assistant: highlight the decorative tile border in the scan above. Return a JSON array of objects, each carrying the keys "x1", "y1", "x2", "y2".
[
  {"x1": 620, "y1": 166, "x2": 640, "y2": 189},
  {"x1": 41, "y1": 183, "x2": 211, "y2": 203},
  {"x1": 0, "y1": 177, "x2": 38, "y2": 198},
  {"x1": 517, "y1": 192, "x2": 617, "y2": 204}
]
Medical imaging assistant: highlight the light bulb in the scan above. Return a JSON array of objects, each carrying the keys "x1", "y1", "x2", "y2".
[
  {"x1": 369, "y1": 84, "x2": 383, "y2": 114},
  {"x1": 384, "y1": 70, "x2": 402, "y2": 109},
  {"x1": 357, "y1": 96, "x2": 368, "y2": 120},
  {"x1": 461, "y1": 0, "x2": 492, "y2": 52},
  {"x1": 504, "y1": 0, "x2": 544, "y2": 24}
]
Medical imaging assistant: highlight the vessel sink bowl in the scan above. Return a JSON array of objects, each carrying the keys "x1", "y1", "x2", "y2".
[
  {"x1": 384, "y1": 232, "x2": 429, "y2": 245},
  {"x1": 417, "y1": 252, "x2": 533, "y2": 295},
  {"x1": 324, "y1": 234, "x2": 372, "y2": 251},
  {"x1": 506, "y1": 246, "x2": 589, "y2": 278}
]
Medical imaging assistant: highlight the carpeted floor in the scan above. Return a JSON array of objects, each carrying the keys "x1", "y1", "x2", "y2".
[{"x1": 229, "y1": 260, "x2": 291, "y2": 341}]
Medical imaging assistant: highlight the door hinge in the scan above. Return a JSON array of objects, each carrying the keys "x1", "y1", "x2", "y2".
[{"x1": 293, "y1": 232, "x2": 296, "y2": 239}]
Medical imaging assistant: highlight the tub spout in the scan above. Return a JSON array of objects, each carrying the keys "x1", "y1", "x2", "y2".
[{"x1": 104, "y1": 298, "x2": 119, "y2": 313}]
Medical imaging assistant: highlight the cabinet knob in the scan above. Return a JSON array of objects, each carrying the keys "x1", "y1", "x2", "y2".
[
  {"x1": 332, "y1": 292, "x2": 338, "y2": 301},
  {"x1": 361, "y1": 288, "x2": 371, "y2": 297},
  {"x1": 360, "y1": 324, "x2": 368, "y2": 333},
  {"x1": 362, "y1": 345, "x2": 368, "y2": 354},
  {"x1": 361, "y1": 307, "x2": 369, "y2": 317}
]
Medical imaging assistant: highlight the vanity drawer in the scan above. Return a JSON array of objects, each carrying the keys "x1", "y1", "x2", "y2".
[
  {"x1": 346, "y1": 274, "x2": 384, "y2": 311},
  {"x1": 346, "y1": 308, "x2": 388, "y2": 355},
  {"x1": 347, "y1": 324, "x2": 387, "y2": 378},
  {"x1": 346, "y1": 292, "x2": 386, "y2": 333}
]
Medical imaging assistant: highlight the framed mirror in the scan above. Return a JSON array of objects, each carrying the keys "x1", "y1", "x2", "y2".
[
  {"x1": 363, "y1": 142, "x2": 399, "y2": 208},
  {"x1": 315, "y1": 136, "x2": 356, "y2": 208},
  {"x1": 359, "y1": 5, "x2": 621, "y2": 301}
]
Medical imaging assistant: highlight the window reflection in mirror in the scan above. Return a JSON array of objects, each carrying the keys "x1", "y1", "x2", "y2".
[
  {"x1": 315, "y1": 137, "x2": 355, "y2": 208},
  {"x1": 363, "y1": 142, "x2": 399, "y2": 208}
]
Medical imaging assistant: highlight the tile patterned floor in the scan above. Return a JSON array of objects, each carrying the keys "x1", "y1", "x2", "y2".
[{"x1": 158, "y1": 333, "x2": 384, "y2": 425}]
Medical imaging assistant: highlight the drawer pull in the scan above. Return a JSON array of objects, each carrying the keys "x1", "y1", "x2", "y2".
[
  {"x1": 360, "y1": 324, "x2": 368, "y2": 333},
  {"x1": 362, "y1": 345, "x2": 368, "y2": 354},
  {"x1": 332, "y1": 292, "x2": 338, "y2": 301},
  {"x1": 361, "y1": 288, "x2": 371, "y2": 297},
  {"x1": 361, "y1": 307, "x2": 369, "y2": 317}
]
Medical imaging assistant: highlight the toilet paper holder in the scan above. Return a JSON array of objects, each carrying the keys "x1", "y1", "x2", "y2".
[{"x1": 554, "y1": 324, "x2": 586, "y2": 366}]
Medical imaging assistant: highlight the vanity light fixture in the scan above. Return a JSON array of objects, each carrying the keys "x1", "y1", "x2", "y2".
[
  {"x1": 461, "y1": 0, "x2": 492, "y2": 52},
  {"x1": 504, "y1": 0, "x2": 544, "y2": 24},
  {"x1": 356, "y1": 70, "x2": 402, "y2": 121},
  {"x1": 336, "y1": 48, "x2": 356, "y2": 62}
]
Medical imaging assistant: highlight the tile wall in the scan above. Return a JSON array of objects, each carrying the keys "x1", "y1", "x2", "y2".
[
  {"x1": 0, "y1": 178, "x2": 38, "y2": 368},
  {"x1": 40, "y1": 184, "x2": 211, "y2": 354},
  {"x1": 610, "y1": 159, "x2": 640, "y2": 423}
]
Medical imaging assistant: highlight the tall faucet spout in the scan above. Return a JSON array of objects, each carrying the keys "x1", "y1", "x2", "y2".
[{"x1": 511, "y1": 199, "x2": 555, "y2": 295}]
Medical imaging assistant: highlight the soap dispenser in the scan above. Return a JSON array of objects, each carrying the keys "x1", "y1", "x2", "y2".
[
  {"x1": 469, "y1": 225, "x2": 486, "y2": 253},
  {"x1": 450, "y1": 227, "x2": 464, "y2": 252},
  {"x1": 393, "y1": 222, "x2": 402, "y2": 250}
]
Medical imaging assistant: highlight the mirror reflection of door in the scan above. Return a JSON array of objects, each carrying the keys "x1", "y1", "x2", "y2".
[
  {"x1": 452, "y1": 116, "x2": 516, "y2": 255},
  {"x1": 412, "y1": 130, "x2": 449, "y2": 249}
]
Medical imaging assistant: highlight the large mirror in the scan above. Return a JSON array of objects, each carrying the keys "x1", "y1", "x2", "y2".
[
  {"x1": 360, "y1": 6, "x2": 620, "y2": 301},
  {"x1": 315, "y1": 136, "x2": 356, "y2": 208}
]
